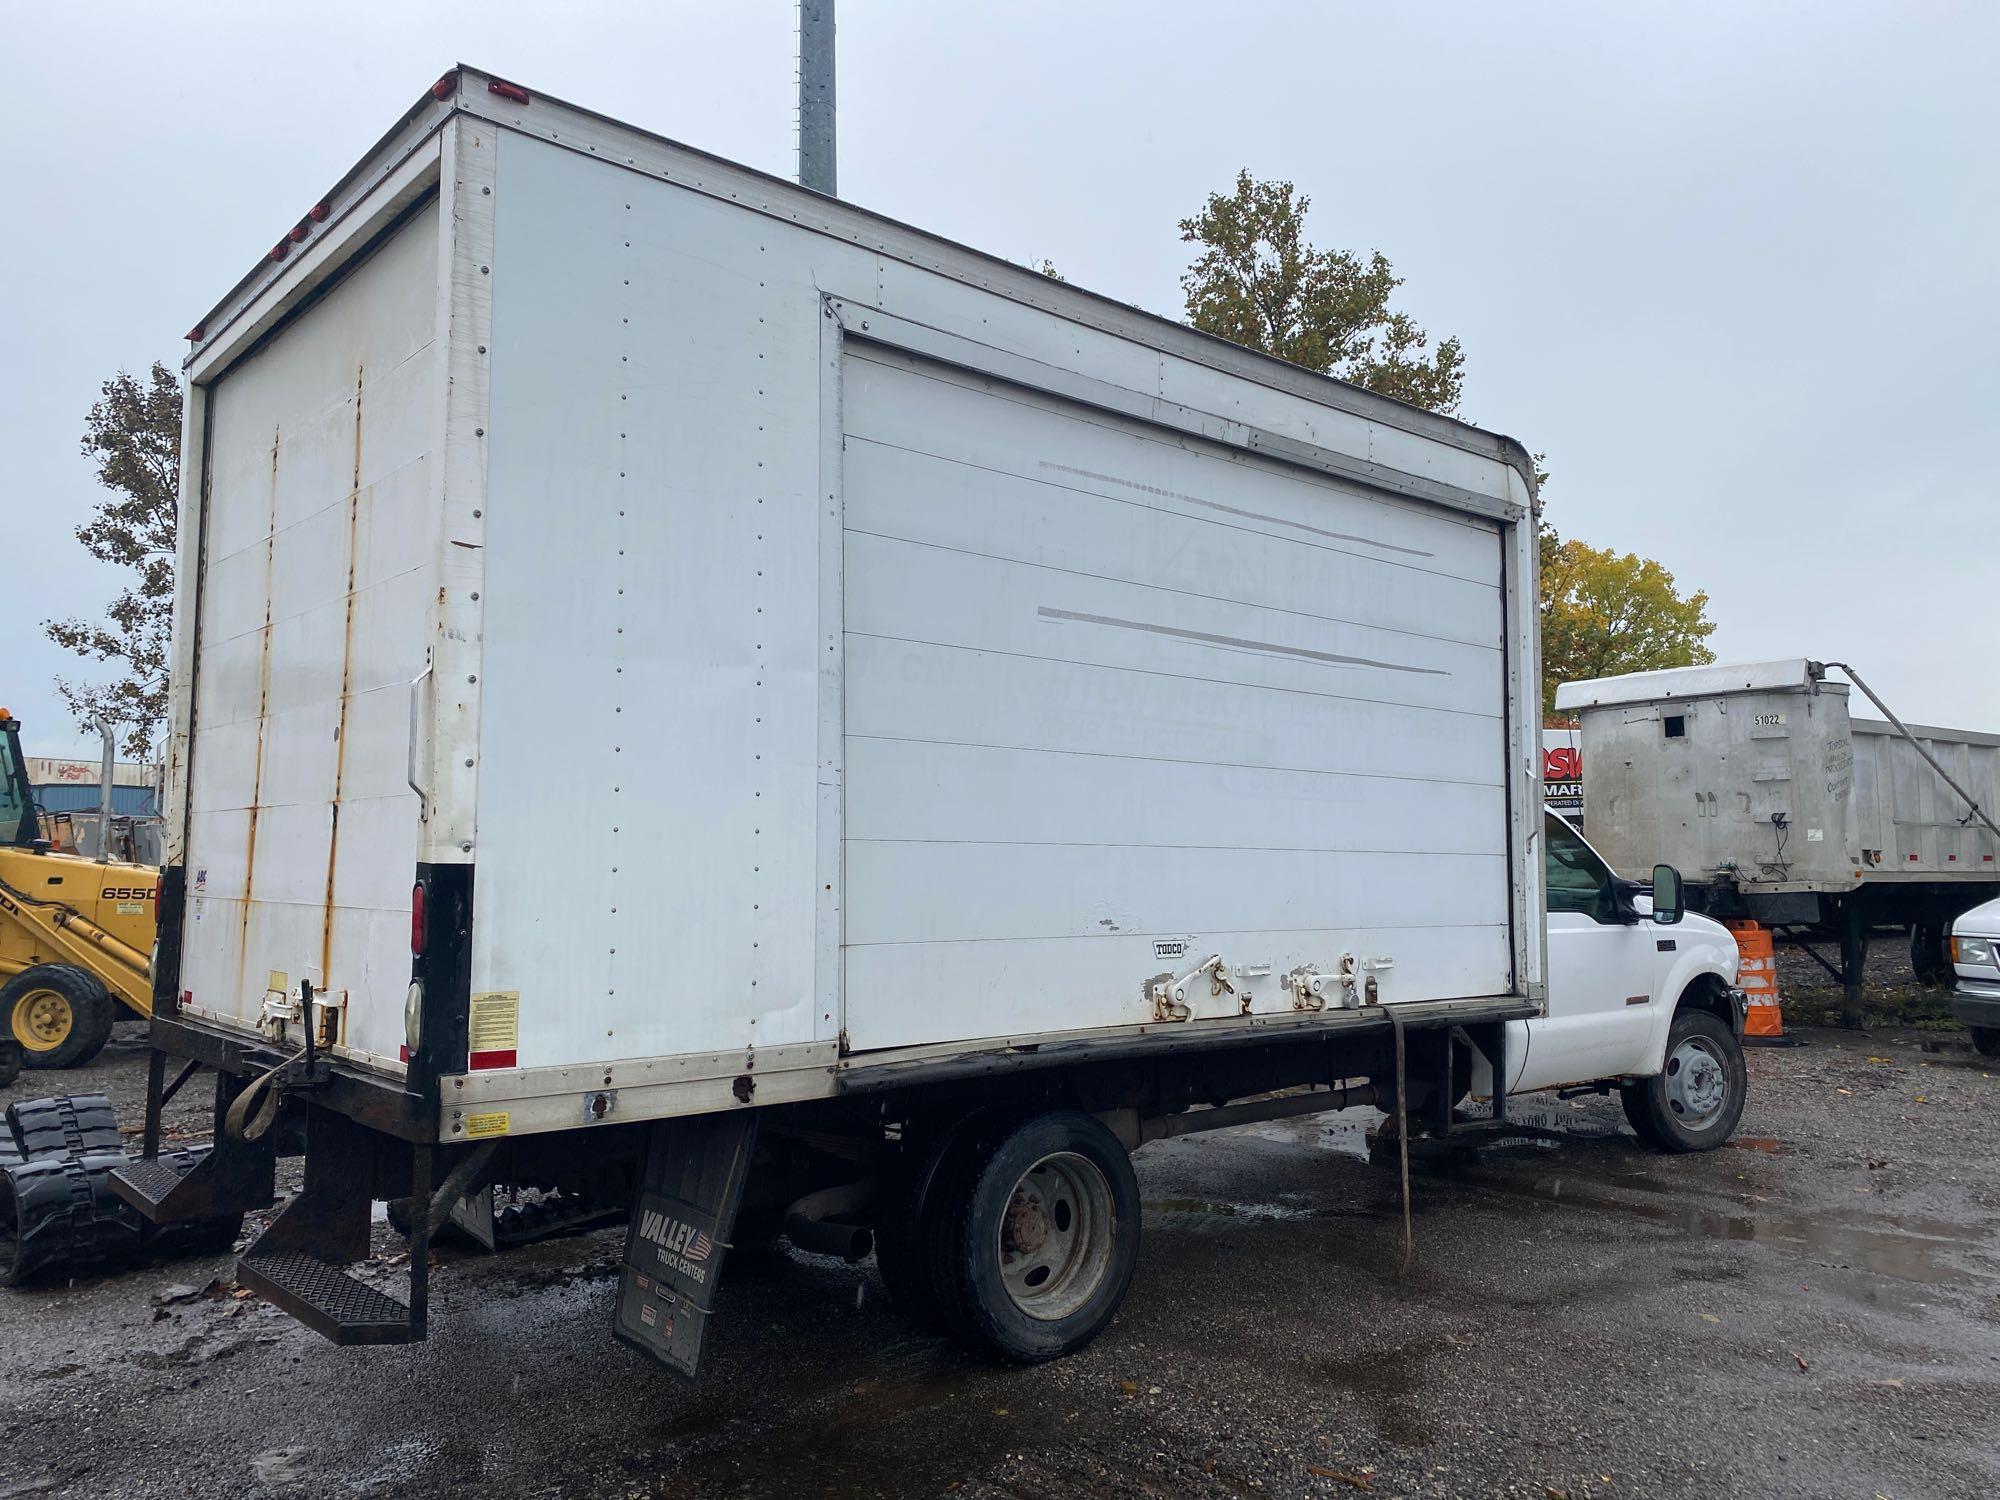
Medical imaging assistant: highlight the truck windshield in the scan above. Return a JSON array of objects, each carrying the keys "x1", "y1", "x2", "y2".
[{"x1": 0, "y1": 727, "x2": 32, "y2": 847}]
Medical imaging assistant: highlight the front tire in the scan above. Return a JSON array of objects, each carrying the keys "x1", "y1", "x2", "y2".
[
  {"x1": 3, "y1": 965, "x2": 116, "y2": 1071},
  {"x1": 1971, "y1": 1027, "x2": 2000, "y2": 1059},
  {"x1": 924, "y1": 1110, "x2": 1141, "y2": 1364},
  {"x1": 1623, "y1": 1009, "x2": 1746, "y2": 1153}
]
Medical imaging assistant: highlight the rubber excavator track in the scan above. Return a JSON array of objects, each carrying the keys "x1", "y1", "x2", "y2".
[{"x1": 1, "y1": 1093, "x2": 244, "y2": 1286}]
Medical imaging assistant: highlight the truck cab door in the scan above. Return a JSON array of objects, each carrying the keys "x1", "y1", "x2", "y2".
[{"x1": 1509, "y1": 813, "x2": 1662, "y2": 1093}]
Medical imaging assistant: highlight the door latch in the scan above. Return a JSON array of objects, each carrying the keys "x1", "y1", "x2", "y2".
[{"x1": 1148, "y1": 953, "x2": 1231, "y2": 1022}]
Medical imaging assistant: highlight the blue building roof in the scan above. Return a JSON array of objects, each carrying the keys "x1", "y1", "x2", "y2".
[{"x1": 33, "y1": 783, "x2": 158, "y2": 817}]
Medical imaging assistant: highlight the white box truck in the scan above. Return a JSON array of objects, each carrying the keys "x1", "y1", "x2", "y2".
[{"x1": 116, "y1": 67, "x2": 1556, "y2": 1373}]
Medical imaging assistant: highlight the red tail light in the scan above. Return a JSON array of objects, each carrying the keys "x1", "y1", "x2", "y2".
[{"x1": 411, "y1": 881, "x2": 427, "y2": 956}]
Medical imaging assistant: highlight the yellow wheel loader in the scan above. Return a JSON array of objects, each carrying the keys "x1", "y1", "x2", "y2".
[{"x1": 0, "y1": 709, "x2": 155, "y2": 1071}]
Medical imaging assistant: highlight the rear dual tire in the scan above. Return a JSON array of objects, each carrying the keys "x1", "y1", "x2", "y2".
[
  {"x1": 879, "y1": 1109, "x2": 1140, "y2": 1363},
  {"x1": 1621, "y1": 1008, "x2": 1746, "y2": 1153}
]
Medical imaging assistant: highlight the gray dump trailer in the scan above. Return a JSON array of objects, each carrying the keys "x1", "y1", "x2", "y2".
[{"x1": 1555, "y1": 659, "x2": 2000, "y2": 1008}]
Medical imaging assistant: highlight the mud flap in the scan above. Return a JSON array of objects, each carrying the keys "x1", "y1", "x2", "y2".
[{"x1": 613, "y1": 1111, "x2": 758, "y2": 1379}]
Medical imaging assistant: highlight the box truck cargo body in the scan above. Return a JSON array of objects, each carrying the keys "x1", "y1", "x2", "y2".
[{"x1": 123, "y1": 68, "x2": 1544, "y2": 1371}]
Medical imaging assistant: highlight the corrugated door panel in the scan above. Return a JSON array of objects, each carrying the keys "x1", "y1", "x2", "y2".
[
  {"x1": 180, "y1": 200, "x2": 441, "y2": 1071},
  {"x1": 840, "y1": 349, "x2": 1512, "y2": 1052}
]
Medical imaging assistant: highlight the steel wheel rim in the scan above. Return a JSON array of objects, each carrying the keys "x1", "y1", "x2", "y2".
[
  {"x1": 1664, "y1": 1036, "x2": 1728, "y2": 1127},
  {"x1": 10, "y1": 990, "x2": 72, "y2": 1053},
  {"x1": 995, "y1": 1151, "x2": 1114, "y2": 1321}
]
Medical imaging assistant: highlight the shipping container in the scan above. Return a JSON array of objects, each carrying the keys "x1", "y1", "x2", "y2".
[{"x1": 120, "y1": 67, "x2": 1545, "y2": 1374}]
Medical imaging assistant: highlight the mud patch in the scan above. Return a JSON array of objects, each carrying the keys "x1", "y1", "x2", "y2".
[
  {"x1": 1728, "y1": 1136, "x2": 1792, "y2": 1155},
  {"x1": 1307, "y1": 1342, "x2": 1440, "y2": 1448}
]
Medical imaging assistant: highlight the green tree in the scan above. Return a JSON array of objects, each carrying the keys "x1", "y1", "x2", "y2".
[
  {"x1": 1539, "y1": 522, "x2": 1717, "y2": 715},
  {"x1": 1176, "y1": 176, "x2": 1712, "y2": 710},
  {"x1": 45, "y1": 362, "x2": 181, "y2": 758},
  {"x1": 1179, "y1": 170, "x2": 1466, "y2": 414}
]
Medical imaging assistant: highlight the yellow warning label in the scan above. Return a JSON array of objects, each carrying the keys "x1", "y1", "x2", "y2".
[
  {"x1": 465, "y1": 1111, "x2": 511, "y2": 1139},
  {"x1": 468, "y1": 991, "x2": 521, "y2": 1052},
  {"x1": 267, "y1": 970, "x2": 289, "y2": 995}
]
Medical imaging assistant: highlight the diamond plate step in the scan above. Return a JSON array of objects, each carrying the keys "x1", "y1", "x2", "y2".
[
  {"x1": 108, "y1": 1131, "x2": 274, "y2": 1224},
  {"x1": 235, "y1": 1248, "x2": 414, "y2": 1345},
  {"x1": 107, "y1": 1154, "x2": 194, "y2": 1212}
]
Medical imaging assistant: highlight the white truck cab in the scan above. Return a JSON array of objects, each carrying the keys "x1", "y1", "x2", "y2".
[
  {"x1": 1477, "y1": 810, "x2": 1750, "y2": 1151},
  {"x1": 1947, "y1": 896, "x2": 2000, "y2": 1056}
]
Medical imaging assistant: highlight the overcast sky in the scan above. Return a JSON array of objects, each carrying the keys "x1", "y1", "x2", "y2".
[{"x1": 2, "y1": 1, "x2": 1992, "y2": 759}]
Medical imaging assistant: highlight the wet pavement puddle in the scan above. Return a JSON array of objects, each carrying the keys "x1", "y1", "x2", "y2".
[
  {"x1": 1425, "y1": 1151, "x2": 2000, "y2": 1290},
  {"x1": 1141, "y1": 1197, "x2": 1317, "y2": 1221}
]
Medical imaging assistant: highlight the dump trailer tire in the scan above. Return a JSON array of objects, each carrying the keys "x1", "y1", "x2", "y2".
[
  {"x1": 0, "y1": 1040, "x2": 20, "y2": 1089},
  {"x1": 1971, "y1": 1027, "x2": 2000, "y2": 1059},
  {"x1": 3, "y1": 966, "x2": 116, "y2": 1071},
  {"x1": 1623, "y1": 1009, "x2": 1747, "y2": 1154},
  {"x1": 926, "y1": 1110, "x2": 1142, "y2": 1364}
]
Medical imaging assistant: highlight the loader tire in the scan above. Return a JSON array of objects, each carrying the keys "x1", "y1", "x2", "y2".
[{"x1": 3, "y1": 966, "x2": 116, "y2": 1071}]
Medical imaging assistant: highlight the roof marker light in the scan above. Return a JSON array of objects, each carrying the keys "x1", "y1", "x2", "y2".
[
  {"x1": 431, "y1": 72, "x2": 457, "y2": 101},
  {"x1": 310, "y1": 201, "x2": 330, "y2": 223},
  {"x1": 185, "y1": 324, "x2": 205, "y2": 342},
  {"x1": 288, "y1": 223, "x2": 309, "y2": 244},
  {"x1": 488, "y1": 78, "x2": 531, "y2": 105},
  {"x1": 269, "y1": 241, "x2": 290, "y2": 263}
]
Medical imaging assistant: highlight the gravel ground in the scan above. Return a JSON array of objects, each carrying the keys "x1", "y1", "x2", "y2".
[{"x1": 3, "y1": 1008, "x2": 1998, "y2": 1500}]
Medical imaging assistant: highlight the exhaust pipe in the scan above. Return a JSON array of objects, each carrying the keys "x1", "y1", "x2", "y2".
[{"x1": 782, "y1": 1181, "x2": 873, "y2": 1262}]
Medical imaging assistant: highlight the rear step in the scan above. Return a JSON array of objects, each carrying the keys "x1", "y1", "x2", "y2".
[
  {"x1": 109, "y1": 1132, "x2": 274, "y2": 1223},
  {"x1": 234, "y1": 1246, "x2": 415, "y2": 1345},
  {"x1": 231, "y1": 1103, "x2": 436, "y2": 1346}
]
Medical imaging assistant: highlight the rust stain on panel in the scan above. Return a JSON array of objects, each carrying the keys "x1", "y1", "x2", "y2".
[
  {"x1": 238, "y1": 427, "x2": 280, "y2": 1005},
  {"x1": 321, "y1": 367, "x2": 364, "y2": 984}
]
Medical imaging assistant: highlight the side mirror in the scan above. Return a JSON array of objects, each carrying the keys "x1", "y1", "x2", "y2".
[{"x1": 1651, "y1": 864, "x2": 1684, "y2": 925}]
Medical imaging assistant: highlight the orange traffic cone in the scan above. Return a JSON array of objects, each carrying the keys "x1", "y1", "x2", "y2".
[{"x1": 1725, "y1": 920, "x2": 1784, "y2": 1039}]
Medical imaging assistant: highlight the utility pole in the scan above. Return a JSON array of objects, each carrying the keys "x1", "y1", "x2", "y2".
[{"x1": 798, "y1": 0, "x2": 836, "y2": 196}]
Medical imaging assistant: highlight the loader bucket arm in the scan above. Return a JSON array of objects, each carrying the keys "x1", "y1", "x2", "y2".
[
  {"x1": 0, "y1": 885, "x2": 154, "y2": 1018},
  {"x1": 0, "y1": 713, "x2": 153, "y2": 1019}
]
